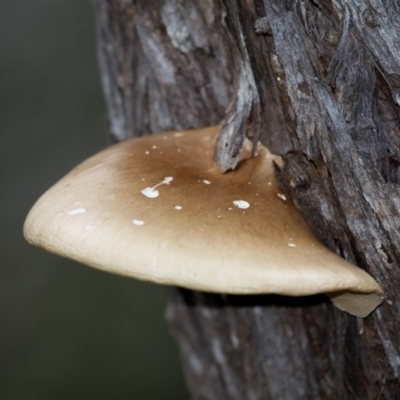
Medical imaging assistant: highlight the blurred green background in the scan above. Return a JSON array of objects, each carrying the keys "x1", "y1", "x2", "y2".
[{"x1": 0, "y1": 1, "x2": 187, "y2": 398}]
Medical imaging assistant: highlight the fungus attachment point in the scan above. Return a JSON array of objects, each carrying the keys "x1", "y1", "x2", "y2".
[{"x1": 24, "y1": 126, "x2": 384, "y2": 317}]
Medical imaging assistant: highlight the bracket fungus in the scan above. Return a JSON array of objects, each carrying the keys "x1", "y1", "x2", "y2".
[{"x1": 24, "y1": 126, "x2": 384, "y2": 317}]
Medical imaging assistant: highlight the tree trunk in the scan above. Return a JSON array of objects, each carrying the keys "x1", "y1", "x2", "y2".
[{"x1": 93, "y1": 1, "x2": 400, "y2": 398}]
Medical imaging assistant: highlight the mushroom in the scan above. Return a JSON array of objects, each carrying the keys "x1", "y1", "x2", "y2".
[{"x1": 24, "y1": 126, "x2": 384, "y2": 317}]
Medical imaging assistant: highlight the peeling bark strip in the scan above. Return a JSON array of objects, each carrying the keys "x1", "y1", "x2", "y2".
[
  {"x1": 94, "y1": 1, "x2": 400, "y2": 399},
  {"x1": 214, "y1": 0, "x2": 262, "y2": 172}
]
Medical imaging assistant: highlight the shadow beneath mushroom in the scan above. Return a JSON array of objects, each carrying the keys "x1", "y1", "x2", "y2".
[{"x1": 175, "y1": 288, "x2": 329, "y2": 310}]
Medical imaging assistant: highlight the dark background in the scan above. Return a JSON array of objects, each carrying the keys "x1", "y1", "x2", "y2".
[{"x1": 0, "y1": 1, "x2": 187, "y2": 398}]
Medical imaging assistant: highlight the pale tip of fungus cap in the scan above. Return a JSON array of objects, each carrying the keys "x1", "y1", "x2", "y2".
[{"x1": 24, "y1": 126, "x2": 384, "y2": 317}]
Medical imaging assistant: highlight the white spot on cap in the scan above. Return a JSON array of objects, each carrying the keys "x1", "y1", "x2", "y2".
[
  {"x1": 145, "y1": 151, "x2": 150, "y2": 155},
  {"x1": 68, "y1": 208, "x2": 86, "y2": 215},
  {"x1": 133, "y1": 219, "x2": 145, "y2": 226},
  {"x1": 287, "y1": 243, "x2": 296, "y2": 247},
  {"x1": 152, "y1": 145, "x2": 157, "y2": 149},
  {"x1": 277, "y1": 193, "x2": 287, "y2": 201},
  {"x1": 141, "y1": 187, "x2": 159, "y2": 198},
  {"x1": 202, "y1": 180, "x2": 211, "y2": 185},
  {"x1": 233, "y1": 200, "x2": 250, "y2": 209},
  {"x1": 175, "y1": 206, "x2": 182, "y2": 210},
  {"x1": 141, "y1": 177, "x2": 173, "y2": 198},
  {"x1": 85, "y1": 224, "x2": 96, "y2": 231},
  {"x1": 174, "y1": 132, "x2": 184, "y2": 137}
]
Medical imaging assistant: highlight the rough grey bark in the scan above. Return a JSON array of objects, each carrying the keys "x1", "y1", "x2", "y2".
[{"x1": 93, "y1": 1, "x2": 400, "y2": 399}]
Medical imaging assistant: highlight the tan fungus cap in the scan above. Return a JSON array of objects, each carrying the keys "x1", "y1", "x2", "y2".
[{"x1": 24, "y1": 126, "x2": 384, "y2": 317}]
